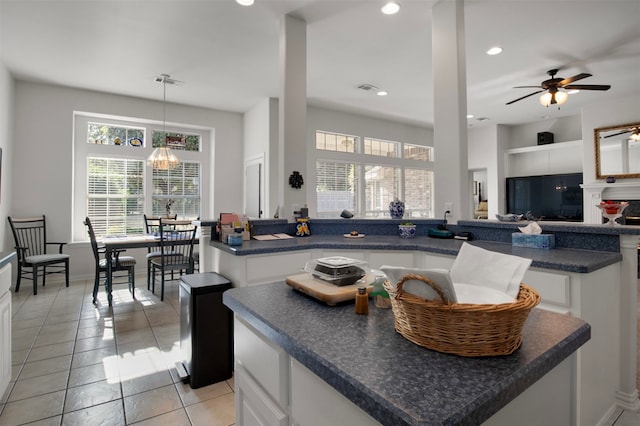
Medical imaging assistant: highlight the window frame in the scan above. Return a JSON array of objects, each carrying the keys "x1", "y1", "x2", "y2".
[
  {"x1": 73, "y1": 112, "x2": 210, "y2": 242},
  {"x1": 314, "y1": 130, "x2": 434, "y2": 218}
]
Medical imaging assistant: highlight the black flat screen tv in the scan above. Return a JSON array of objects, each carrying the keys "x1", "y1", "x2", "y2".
[{"x1": 506, "y1": 173, "x2": 583, "y2": 221}]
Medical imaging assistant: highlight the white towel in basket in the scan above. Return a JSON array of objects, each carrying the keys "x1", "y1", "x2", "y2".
[{"x1": 450, "y1": 243, "x2": 531, "y2": 299}]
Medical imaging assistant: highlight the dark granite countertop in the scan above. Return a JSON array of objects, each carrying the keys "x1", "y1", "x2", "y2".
[
  {"x1": 224, "y1": 281, "x2": 591, "y2": 426},
  {"x1": 0, "y1": 251, "x2": 17, "y2": 269},
  {"x1": 211, "y1": 235, "x2": 621, "y2": 273}
]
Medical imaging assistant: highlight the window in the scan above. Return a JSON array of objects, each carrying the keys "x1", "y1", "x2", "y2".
[
  {"x1": 87, "y1": 158, "x2": 145, "y2": 237},
  {"x1": 152, "y1": 130, "x2": 201, "y2": 152},
  {"x1": 315, "y1": 131, "x2": 433, "y2": 218},
  {"x1": 316, "y1": 161, "x2": 360, "y2": 216},
  {"x1": 363, "y1": 138, "x2": 399, "y2": 158},
  {"x1": 73, "y1": 113, "x2": 210, "y2": 241},
  {"x1": 88, "y1": 123, "x2": 144, "y2": 146},
  {"x1": 316, "y1": 131, "x2": 357, "y2": 153},
  {"x1": 152, "y1": 162, "x2": 201, "y2": 218}
]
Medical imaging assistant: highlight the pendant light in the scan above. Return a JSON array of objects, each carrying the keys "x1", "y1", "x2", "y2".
[{"x1": 148, "y1": 74, "x2": 180, "y2": 170}]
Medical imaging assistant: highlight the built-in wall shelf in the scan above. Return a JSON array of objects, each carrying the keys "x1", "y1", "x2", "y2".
[
  {"x1": 505, "y1": 140, "x2": 582, "y2": 155},
  {"x1": 505, "y1": 140, "x2": 582, "y2": 178}
]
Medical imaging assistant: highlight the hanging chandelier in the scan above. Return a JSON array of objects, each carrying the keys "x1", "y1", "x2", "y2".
[{"x1": 148, "y1": 74, "x2": 180, "y2": 170}]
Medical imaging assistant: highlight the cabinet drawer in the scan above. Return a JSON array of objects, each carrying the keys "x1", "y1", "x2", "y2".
[
  {"x1": 246, "y1": 251, "x2": 311, "y2": 283},
  {"x1": 236, "y1": 365, "x2": 288, "y2": 426},
  {"x1": 368, "y1": 251, "x2": 415, "y2": 269},
  {"x1": 234, "y1": 317, "x2": 288, "y2": 407},
  {"x1": 523, "y1": 269, "x2": 570, "y2": 308}
]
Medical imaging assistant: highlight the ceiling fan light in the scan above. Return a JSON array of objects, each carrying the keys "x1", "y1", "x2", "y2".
[
  {"x1": 555, "y1": 91, "x2": 568, "y2": 105},
  {"x1": 539, "y1": 92, "x2": 553, "y2": 107},
  {"x1": 630, "y1": 133, "x2": 640, "y2": 141}
]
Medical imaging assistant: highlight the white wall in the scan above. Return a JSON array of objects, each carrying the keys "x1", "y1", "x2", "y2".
[
  {"x1": 582, "y1": 93, "x2": 640, "y2": 184},
  {"x1": 11, "y1": 80, "x2": 244, "y2": 280},
  {"x1": 244, "y1": 98, "x2": 279, "y2": 218},
  {"x1": 508, "y1": 114, "x2": 582, "y2": 148},
  {"x1": 0, "y1": 63, "x2": 14, "y2": 253}
]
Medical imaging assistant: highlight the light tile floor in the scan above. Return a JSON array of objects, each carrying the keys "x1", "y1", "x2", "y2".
[{"x1": 0, "y1": 276, "x2": 235, "y2": 426}]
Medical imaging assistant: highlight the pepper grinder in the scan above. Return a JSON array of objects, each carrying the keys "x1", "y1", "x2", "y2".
[{"x1": 354, "y1": 287, "x2": 369, "y2": 315}]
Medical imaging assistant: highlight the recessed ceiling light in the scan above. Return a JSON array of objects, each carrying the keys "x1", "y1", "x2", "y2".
[
  {"x1": 377, "y1": 90, "x2": 388, "y2": 96},
  {"x1": 486, "y1": 46, "x2": 503, "y2": 55},
  {"x1": 236, "y1": 0, "x2": 254, "y2": 6},
  {"x1": 467, "y1": 114, "x2": 474, "y2": 119},
  {"x1": 381, "y1": 2, "x2": 400, "y2": 15}
]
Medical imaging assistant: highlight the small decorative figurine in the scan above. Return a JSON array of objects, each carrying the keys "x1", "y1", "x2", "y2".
[{"x1": 166, "y1": 199, "x2": 174, "y2": 217}]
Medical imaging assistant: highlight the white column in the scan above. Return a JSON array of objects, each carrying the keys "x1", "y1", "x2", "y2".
[
  {"x1": 432, "y1": 0, "x2": 469, "y2": 223},
  {"x1": 617, "y1": 235, "x2": 640, "y2": 411},
  {"x1": 279, "y1": 15, "x2": 307, "y2": 222}
]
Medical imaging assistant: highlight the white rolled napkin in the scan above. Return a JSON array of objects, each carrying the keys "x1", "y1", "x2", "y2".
[
  {"x1": 450, "y1": 242, "x2": 531, "y2": 299},
  {"x1": 380, "y1": 266, "x2": 457, "y2": 303}
]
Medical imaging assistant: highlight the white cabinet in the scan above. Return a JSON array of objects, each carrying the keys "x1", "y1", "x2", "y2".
[
  {"x1": 290, "y1": 359, "x2": 380, "y2": 426},
  {"x1": 236, "y1": 365, "x2": 288, "y2": 426},
  {"x1": 234, "y1": 318, "x2": 289, "y2": 426},
  {"x1": 0, "y1": 264, "x2": 12, "y2": 399},
  {"x1": 212, "y1": 249, "x2": 312, "y2": 287},
  {"x1": 505, "y1": 140, "x2": 582, "y2": 177},
  {"x1": 234, "y1": 316, "x2": 380, "y2": 426}
]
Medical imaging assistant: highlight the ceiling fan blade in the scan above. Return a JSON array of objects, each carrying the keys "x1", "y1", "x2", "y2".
[
  {"x1": 506, "y1": 90, "x2": 544, "y2": 105},
  {"x1": 563, "y1": 84, "x2": 611, "y2": 91},
  {"x1": 558, "y1": 73, "x2": 591, "y2": 86},
  {"x1": 603, "y1": 130, "x2": 631, "y2": 138},
  {"x1": 513, "y1": 85, "x2": 542, "y2": 89}
]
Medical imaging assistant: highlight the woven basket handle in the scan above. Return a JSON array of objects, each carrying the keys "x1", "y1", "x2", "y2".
[{"x1": 396, "y1": 273, "x2": 451, "y2": 305}]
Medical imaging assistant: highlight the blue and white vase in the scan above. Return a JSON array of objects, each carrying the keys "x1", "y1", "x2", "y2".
[{"x1": 389, "y1": 198, "x2": 405, "y2": 219}]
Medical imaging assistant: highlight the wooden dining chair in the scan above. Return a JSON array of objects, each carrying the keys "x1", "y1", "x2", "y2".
[
  {"x1": 143, "y1": 214, "x2": 177, "y2": 290},
  {"x1": 7, "y1": 215, "x2": 69, "y2": 294},
  {"x1": 150, "y1": 222, "x2": 197, "y2": 301},
  {"x1": 84, "y1": 217, "x2": 136, "y2": 304}
]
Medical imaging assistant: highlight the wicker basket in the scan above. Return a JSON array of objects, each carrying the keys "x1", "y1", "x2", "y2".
[{"x1": 383, "y1": 273, "x2": 540, "y2": 357}]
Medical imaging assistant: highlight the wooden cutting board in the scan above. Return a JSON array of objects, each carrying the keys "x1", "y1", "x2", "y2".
[{"x1": 285, "y1": 273, "x2": 373, "y2": 306}]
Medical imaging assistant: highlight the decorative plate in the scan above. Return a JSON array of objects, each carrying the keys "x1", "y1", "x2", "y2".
[
  {"x1": 495, "y1": 213, "x2": 523, "y2": 222},
  {"x1": 129, "y1": 138, "x2": 142, "y2": 147}
]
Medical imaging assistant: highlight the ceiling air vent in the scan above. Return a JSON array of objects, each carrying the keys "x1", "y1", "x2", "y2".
[{"x1": 356, "y1": 83, "x2": 379, "y2": 92}]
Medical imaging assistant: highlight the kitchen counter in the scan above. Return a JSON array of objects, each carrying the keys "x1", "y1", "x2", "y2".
[
  {"x1": 224, "y1": 281, "x2": 591, "y2": 425},
  {"x1": 211, "y1": 234, "x2": 621, "y2": 273}
]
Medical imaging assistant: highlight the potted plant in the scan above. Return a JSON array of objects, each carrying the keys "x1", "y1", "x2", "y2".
[{"x1": 398, "y1": 221, "x2": 416, "y2": 239}]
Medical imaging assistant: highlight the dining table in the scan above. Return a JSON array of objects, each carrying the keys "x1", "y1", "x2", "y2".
[{"x1": 100, "y1": 220, "x2": 196, "y2": 305}]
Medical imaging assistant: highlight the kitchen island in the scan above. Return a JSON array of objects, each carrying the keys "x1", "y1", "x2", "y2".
[
  {"x1": 201, "y1": 219, "x2": 639, "y2": 423},
  {"x1": 223, "y1": 281, "x2": 590, "y2": 426}
]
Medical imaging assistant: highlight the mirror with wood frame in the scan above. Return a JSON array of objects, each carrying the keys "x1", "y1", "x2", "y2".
[{"x1": 594, "y1": 121, "x2": 640, "y2": 179}]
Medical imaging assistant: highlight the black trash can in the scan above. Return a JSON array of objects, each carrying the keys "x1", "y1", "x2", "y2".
[{"x1": 177, "y1": 272, "x2": 233, "y2": 389}]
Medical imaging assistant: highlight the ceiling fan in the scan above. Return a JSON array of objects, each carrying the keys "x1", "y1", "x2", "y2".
[
  {"x1": 603, "y1": 126, "x2": 640, "y2": 141},
  {"x1": 506, "y1": 69, "x2": 611, "y2": 107}
]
